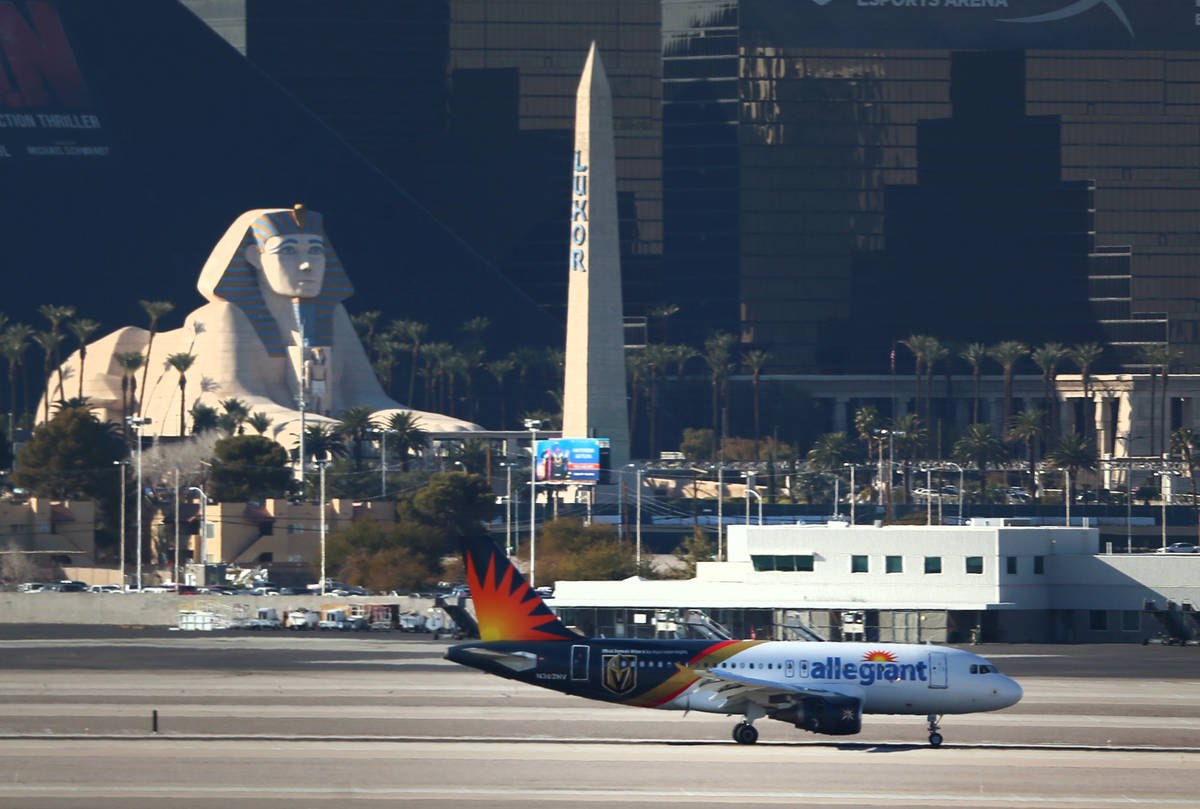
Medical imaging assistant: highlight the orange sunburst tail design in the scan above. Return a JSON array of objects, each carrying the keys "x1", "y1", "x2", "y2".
[
  {"x1": 862, "y1": 650, "x2": 898, "y2": 663},
  {"x1": 461, "y1": 536, "x2": 581, "y2": 642}
]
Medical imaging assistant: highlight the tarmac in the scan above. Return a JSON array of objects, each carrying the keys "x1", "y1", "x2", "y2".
[{"x1": 0, "y1": 628, "x2": 1198, "y2": 808}]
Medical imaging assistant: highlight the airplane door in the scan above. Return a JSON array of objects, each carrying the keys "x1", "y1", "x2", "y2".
[
  {"x1": 784, "y1": 660, "x2": 795, "y2": 678},
  {"x1": 570, "y1": 644, "x2": 590, "y2": 681},
  {"x1": 928, "y1": 652, "x2": 947, "y2": 689}
]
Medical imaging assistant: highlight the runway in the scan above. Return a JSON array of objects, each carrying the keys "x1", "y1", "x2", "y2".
[{"x1": 0, "y1": 630, "x2": 1198, "y2": 808}]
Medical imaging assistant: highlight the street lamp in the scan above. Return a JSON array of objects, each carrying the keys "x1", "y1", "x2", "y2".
[
  {"x1": 375, "y1": 427, "x2": 397, "y2": 498},
  {"x1": 524, "y1": 418, "x2": 542, "y2": 588},
  {"x1": 113, "y1": 460, "x2": 130, "y2": 587},
  {"x1": 187, "y1": 486, "x2": 208, "y2": 581},
  {"x1": 842, "y1": 463, "x2": 863, "y2": 525},
  {"x1": 126, "y1": 415, "x2": 150, "y2": 590},
  {"x1": 745, "y1": 472, "x2": 762, "y2": 525},
  {"x1": 874, "y1": 428, "x2": 906, "y2": 523},
  {"x1": 943, "y1": 461, "x2": 965, "y2": 524}
]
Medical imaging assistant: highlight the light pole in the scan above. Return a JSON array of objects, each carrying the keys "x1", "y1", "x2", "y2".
[
  {"x1": 187, "y1": 486, "x2": 208, "y2": 582},
  {"x1": 943, "y1": 462, "x2": 965, "y2": 524},
  {"x1": 316, "y1": 456, "x2": 329, "y2": 595},
  {"x1": 296, "y1": 391, "x2": 306, "y2": 492},
  {"x1": 1065, "y1": 467, "x2": 1071, "y2": 526},
  {"x1": 127, "y1": 415, "x2": 150, "y2": 590},
  {"x1": 524, "y1": 418, "x2": 541, "y2": 588},
  {"x1": 377, "y1": 428, "x2": 397, "y2": 498},
  {"x1": 172, "y1": 467, "x2": 180, "y2": 586},
  {"x1": 636, "y1": 466, "x2": 644, "y2": 567},
  {"x1": 843, "y1": 463, "x2": 856, "y2": 525},
  {"x1": 1159, "y1": 467, "x2": 1170, "y2": 550},
  {"x1": 745, "y1": 472, "x2": 762, "y2": 525},
  {"x1": 926, "y1": 468, "x2": 933, "y2": 526},
  {"x1": 502, "y1": 461, "x2": 514, "y2": 555},
  {"x1": 714, "y1": 465, "x2": 727, "y2": 560},
  {"x1": 113, "y1": 460, "x2": 129, "y2": 587}
]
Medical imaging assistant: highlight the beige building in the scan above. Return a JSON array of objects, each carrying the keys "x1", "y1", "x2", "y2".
[
  {"x1": 156, "y1": 497, "x2": 395, "y2": 568},
  {"x1": 0, "y1": 498, "x2": 96, "y2": 566}
]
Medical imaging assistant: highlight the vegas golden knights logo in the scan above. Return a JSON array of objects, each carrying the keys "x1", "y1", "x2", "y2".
[{"x1": 602, "y1": 654, "x2": 637, "y2": 695}]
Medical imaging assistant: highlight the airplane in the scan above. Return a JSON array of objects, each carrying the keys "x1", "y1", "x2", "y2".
[{"x1": 445, "y1": 536, "x2": 1023, "y2": 746}]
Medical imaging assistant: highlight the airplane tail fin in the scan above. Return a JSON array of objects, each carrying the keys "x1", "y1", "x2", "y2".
[{"x1": 460, "y1": 535, "x2": 582, "y2": 643}]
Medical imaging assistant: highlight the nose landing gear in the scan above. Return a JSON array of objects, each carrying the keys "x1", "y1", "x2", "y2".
[{"x1": 926, "y1": 713, "x2": 943, "y2": 747}]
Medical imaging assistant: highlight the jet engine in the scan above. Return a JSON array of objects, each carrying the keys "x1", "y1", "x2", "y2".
[{"x1": 770, "y1": 695, "x2": 863, "y2": 736}]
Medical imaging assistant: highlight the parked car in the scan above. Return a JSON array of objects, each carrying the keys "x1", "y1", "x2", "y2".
[
  {"x1": 89, "y1": 584, "x2": 122, "y2": 594},
  {"x1": 1162, "y1": 543, "x2": 1199, "y2": 554},
  {"x1": 17, "y1": 582, "x2": 49, "y2": 593}
]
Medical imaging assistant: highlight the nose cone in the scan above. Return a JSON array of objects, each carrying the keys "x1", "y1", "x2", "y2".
[{"x1": 995, "y1": 676, "x2": 1023, "y2": 708}]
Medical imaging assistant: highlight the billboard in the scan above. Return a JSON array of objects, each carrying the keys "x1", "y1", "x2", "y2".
[
  {"x1": 535, "y1": 438, "x2": 610, "y2": 485},
  {"x1": 740, "y1": 0, "x2": 1200, "y2": 52}
]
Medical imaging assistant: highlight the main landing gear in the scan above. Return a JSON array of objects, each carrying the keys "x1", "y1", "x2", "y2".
[
  {"x1": 926, "y1": 713, "x2": 943, "y2": 747},
  {"x1": 732, "y1": 722, "x2": 759, "y2": 745}
]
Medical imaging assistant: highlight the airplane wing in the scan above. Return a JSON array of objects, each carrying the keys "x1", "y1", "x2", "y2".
[{"x1": 680, "y1": 664, "x2": 864, "y2": 714}]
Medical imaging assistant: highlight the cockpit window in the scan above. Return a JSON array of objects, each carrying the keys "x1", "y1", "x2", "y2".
[{"x1": 970, "y1": 664, "x2": 998, "y2": 674}]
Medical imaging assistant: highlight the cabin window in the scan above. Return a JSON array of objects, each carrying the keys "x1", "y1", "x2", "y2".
[
  {"x1": 851, "y1": 555, "x2": 869, "y2": 573},
  {"x1": 965, "y1": 556, "x2": 983, "y2": 574},
  {"x1": 924, "y1": 556, "x2": 942, "y2": 574},
  {"x1": 885, "y1": 555, "x2": 903, "y2": 573}
]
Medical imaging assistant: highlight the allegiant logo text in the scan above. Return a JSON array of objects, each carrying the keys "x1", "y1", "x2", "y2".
[{"x1": 804, "y1": 655, "x2": 928, "y2": 686}]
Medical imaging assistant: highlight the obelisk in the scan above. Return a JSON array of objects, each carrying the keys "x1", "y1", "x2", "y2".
[{"x1": 561, "y1": 43, "x2": 630, "y2": 471}]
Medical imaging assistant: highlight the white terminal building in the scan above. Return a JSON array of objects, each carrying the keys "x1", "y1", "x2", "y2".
[{"x1": 550, "y1": 521, "x2": 1200, "y2": 644}]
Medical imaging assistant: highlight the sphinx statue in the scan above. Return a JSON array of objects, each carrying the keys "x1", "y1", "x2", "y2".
[{"x1": 42, "y1": 205, "x2": 478, "y2": 442}]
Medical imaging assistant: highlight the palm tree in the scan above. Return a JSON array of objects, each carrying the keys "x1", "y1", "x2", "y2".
[
  {"x1": 351, "y1": 310, "x2": 382, "y2": 360},
  {"x1": 952, "y1": 423, "x2": 1008, "y2": 500},
  {"x1": 485, "y1": 358, "x2": 516, "y2": 429},
  {"x1": 296, "y1": 422, "x2": 349, "y2": 466},
  {"x1": 1031, "y1": 342, "x2": 1069, "y2": 442},
  {"x1": 924, "y1": 339, "x2": 948, "y2": 448},
  {"x1": 626, "y1": 351, "x2": 649, "y2": 451},
  {"x1": 703, "y1": 331, "x2": 736, "y2": 454},
  {"x1": 247, "y1": 411, "x2": 273, "y2": 435},
  {"x1": 386, "y1": 411, "x2": 428, "y2": 471},
  {"x1": 667, "y1": 343, "x2": 700, "y2": 382},
  {"x1": 643, "y1": 343, "x2": 672, "y2": 459},
  {"x1": 892, "y1": 413, "x2": 928, "y2": 502},
  {"x1": 1071, "y1": 342, "x2": 1104, "y2": 443},
  {"x1": 1045, "y1": 433, "x2": 1097, "y2": 503},
  {"x1": 37, "y1": 304, "x2": 74, "y2": 402},
  {"x1": 136, "y1": 301, "x2": 174, "y2": 414},
  {"x1": 901, "y1": 334, "x2": 929, "y2": 422},
  {"x1": 960, "y1": 343, "x2": 988, "y2": 425},
  {"x1": 188, "y1": 403, "x2": 219, "y2": 434},
  {"x1": 67, "y1": 318, "x2": 100, "y2": 399},
  {"x1": 164, "y1": 352, "x2": 197, "y2": 436},
  {"x1": 113, "y1": 350, "x2": 145, "y2": 436},
  {"x1": 336, "y1": 405, "x2": 378, "y2": 471},
  {"x1": 217, "y1": 397, "x2": 250, "y2": 436},
  {"x1": 806, "y1": 432, "x2": 859, "y2": 470},
  {"x1": 0, "y1": 324, "x2": 32, "y2": 424},
  {"x1": 987, "y1": 341, "x2": 1029, "y2": 430},
  {"x1": 389, "y1": 319, "x2": 428, "y2": 407},
  {"x1": 1171, "y1": 427, "x2": 1200, "y2": 542},
  {"x1": 32, "y1": 330, "x2": 64, "y2": 421},
  {"x1": 509, "y1": 346, "x2": 542, "y2": 417},
  {"x1": 1008, "y1": 409, "x2": 1047, "y2": 497},
  {"x1": 742, "y1": 348, "x2": 771, "y2": 459},
  {"x1": 1140, "y1": 344, "x2": 1172, "y2": 456}
]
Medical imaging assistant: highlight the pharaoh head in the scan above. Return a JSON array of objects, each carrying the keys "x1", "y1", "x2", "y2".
[
  {"x1": 196, "y1": 205, "x2": 354, "y2": 357},
  {"x1": 243, "y1": 206, "x2": 327, "y2": 297}
]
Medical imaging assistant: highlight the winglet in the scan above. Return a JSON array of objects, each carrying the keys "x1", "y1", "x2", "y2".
[{"x1": 460, "y1": 535, "x2": 582, "y2": 642}]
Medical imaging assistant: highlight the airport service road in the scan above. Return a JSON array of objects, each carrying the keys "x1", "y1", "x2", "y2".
[{"x1": 0, "y1": 631, "x2": 1197, "y2": 808}]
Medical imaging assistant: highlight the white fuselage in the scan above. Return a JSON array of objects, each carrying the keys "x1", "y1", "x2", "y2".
[{"x1": 666, "y1": 641, "x2": 1022, "y2": 716}]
